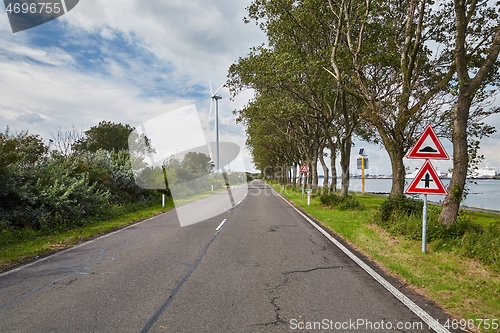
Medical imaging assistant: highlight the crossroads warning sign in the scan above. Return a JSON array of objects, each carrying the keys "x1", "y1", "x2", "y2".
[
  {"x1": 405, "y1": 160, "x2": 448, "y2": 195},
  {"x1": 406, "y1": 124, "x2": 449, "y2": 160}
]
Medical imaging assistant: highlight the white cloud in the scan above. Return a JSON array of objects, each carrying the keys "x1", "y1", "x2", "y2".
[
  {"x1": 16, "y1": 113, "x2": 45, "y2": 124},
  {"x1": 0, "y1": 42, "x2": 75, "y2": 66},
  {"x1": 0, "y1": 52, "x2": 192, "y2": 136},
  {"x1": 478, "y1": 111, "x2": 500, "y2": 168},
  {"x1": 0, "y1": 0, "x2": 264, "y2": 171},
  {"x1": 62, "y1": 0, "x2": 264, "y2": 83}
]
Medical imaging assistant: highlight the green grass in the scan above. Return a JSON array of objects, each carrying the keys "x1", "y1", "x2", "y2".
[
  {"x1": 274, "y1": 184, "x2": 500, "y2": 333},
  {"x1": 173, "y1": 184, "x2": 232, "y2": 205},
  {"x1": 0, "y1": 198, "x2": 175, "y2": 272},
  {"x1": 460, "y1": 210, "x2": 500, "y2": 228}
]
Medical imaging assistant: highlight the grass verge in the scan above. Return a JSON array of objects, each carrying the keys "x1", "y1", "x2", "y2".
[
  {"x1": 0, "y1": 198, "x2": 175, "y2": 273},
  {"x1": 274, "y1": 184, "x2": 499, "y2": 333},
  {"x1": 0, "y1": 186, "x2": 236, "y2": 273}
]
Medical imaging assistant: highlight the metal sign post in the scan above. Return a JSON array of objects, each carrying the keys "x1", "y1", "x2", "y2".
[
  {"x1": 422, "y1": 194, "x2": 428, "y2": 253},
  {"x1": 361, "y1": 157, "x2": 365, "y2": 194},
  {"x1": 302, "y1": 173, "x2": 305, "y2": 199},
  {"x1": 299, "y1": 163, "x2": 310, "y2": 199}
]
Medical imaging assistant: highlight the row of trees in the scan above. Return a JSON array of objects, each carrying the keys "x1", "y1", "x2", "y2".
[{"x1": 228, "y1": 0, "x2": 500, "y2": 224}]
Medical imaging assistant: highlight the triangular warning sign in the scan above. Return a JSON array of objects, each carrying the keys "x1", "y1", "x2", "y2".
[
  {"x1": 405, "y1": 160, "x2": 448, "y2": 195},
  {"x1": 406, "y1": 124, "x2": 449, "y2": 160},
  {"x1": 299, "y1": 163, "x2": 309, "y2": 174}
]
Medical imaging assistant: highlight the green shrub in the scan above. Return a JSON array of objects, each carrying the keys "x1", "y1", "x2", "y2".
[
  {"x1": 379, "y1": 195, "x2": 423, "y2": 222},
  {"x1": 319, "y1": 193, "x2": 364, "y2": 210},
  {"x1": 376, "y1": 203, "x2": 484, "y2": 241},
  {"x1": 432, "y1": 215, "x2": 499, "y2": 272},
  {"x1": 374, "y1": 198, "x2": 499, "y2": 272}
]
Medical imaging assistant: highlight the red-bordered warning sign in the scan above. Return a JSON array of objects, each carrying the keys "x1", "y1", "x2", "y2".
[
  {"x1": 405, "y1": 160, "x2": 448, "y2": 195},
  {"x1": 406, "y1": 124, "x2": 449, "y2": 160},
  {"x1": 299, "y1": 163, "x2": 309, "y2": 174}
]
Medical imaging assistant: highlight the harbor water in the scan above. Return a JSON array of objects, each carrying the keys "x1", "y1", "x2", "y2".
[{"x1": 318, "y1": 178, "x2": 500, "y2": 212}]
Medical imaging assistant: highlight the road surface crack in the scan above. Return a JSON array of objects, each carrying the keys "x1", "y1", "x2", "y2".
[
  {"x1": 282, "y1": 265, "x2": 344, "y2": 275},
  {"x1": 251, "y1": 277, "x2": 289, "y2": 327},
  {"x1": 229, "y1": 261, "x2": 260, "y2": 267},
  {"x1": 250, "y1": 296, "x2": 286, "y2": 327}
]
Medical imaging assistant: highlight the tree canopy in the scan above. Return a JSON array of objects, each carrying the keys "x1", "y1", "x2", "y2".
[{"x1": 73, "y1": 121, "x2": 135, "y2": 153}]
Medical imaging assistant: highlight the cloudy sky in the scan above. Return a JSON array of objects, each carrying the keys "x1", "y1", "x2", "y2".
[
  {"x1": 0, "y1": 0, "x2": 263, "y2": 172},
  {"x1": 1, "y1": 1, "x2": 499, "y2": 175}
]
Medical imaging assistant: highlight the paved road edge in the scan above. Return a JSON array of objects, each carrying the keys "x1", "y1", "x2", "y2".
[{"x1": 273, "y1": 188, "x2": 454, "y2": 333}]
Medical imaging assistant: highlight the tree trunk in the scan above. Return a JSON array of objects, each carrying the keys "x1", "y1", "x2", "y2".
[
  {"x1": 387, "y1": 145, "x2": 406, "y2": 197},
  {"x1": 439, "y1": 96, "x2": 471, "y2": 224},
  {"x1": 310, "y1": 159, "x2": 319, "y2": 191},
  {"x1": 339, "y1": 136, "x2": 352, "y2": 197},
  {"x1": 326, "y1": 140, "x2": 337, "y2": 193},
  {"x1": 292, "y1": 164, "x2": 297, "y2": 185},
  {"x1": 319, "y1": 150, "x2": 329, "y2": 194},
  {"x1": 330, "y1": 152, "x2": 337, "y2": 193},
  {"x1": 298, "y1": 165, "x2": 302, "y2": 187}
]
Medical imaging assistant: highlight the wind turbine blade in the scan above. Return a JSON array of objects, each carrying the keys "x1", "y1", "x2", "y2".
[
  {"x1": 209, "y1": 79, "x2": 213, "y2": 96},
  {"x1": 213, "y1": 83, "x2": 224, "y2": 96}
]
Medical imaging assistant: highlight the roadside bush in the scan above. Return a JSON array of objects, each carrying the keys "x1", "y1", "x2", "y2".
[
  {"x1": 374, "y1": 197, "x2": 499, "y2": 272},
  {"x1": 0, "y1": 127, "x2": 169, "y2": 238},
  {"x1": 433, "y1": 215, "x2": 499, "y2": 272},
  {"x1": 81, "y1": 149, "x2": 145, "y2": 204},
  {"x1": 1, "y1": 155, "x2": 111, "y2": 231},
  {"x1": 378, "y1": 195, "x2": 423, "y2": 222},
  {"x1": 1, "y1": 130, "x2": 143, "y2": 231},
  {"x1": 169, "y1": 183, "x2": 195, "y2": 199},
  {"x1": 376, "y1": 202, "x2": 483, "y2": 240},
  {"x1": 375, "y1": 210, "x2": 424, "y2": 240},
  {"x1": 319, "y1": 193, "x2": 364, "y2": 210}
]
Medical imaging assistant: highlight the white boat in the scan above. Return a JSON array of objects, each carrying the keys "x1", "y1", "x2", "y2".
[
  {"x1": 405, "y1": 168, "x2": 420, "y2": 179},
  {"x1": 471, "y1": 167, "x2": 496, "y2": 179},
  {"x1": 405, "y1": 166, "x2": 446, "y2": 179}
]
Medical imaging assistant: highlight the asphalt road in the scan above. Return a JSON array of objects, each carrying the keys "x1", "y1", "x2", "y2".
[{"x1": 0, "y1": 181, "x2": 459, "y2": 333}]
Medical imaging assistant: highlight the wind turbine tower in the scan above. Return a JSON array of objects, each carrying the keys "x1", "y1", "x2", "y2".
[{"x1": 210, "y1": 82, "x2": 224, "y2": 171}]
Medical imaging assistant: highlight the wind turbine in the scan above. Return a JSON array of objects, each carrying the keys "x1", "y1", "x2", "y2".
[{"x1": 209, "y1": 80, "x2": 224, "y2": 171}]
